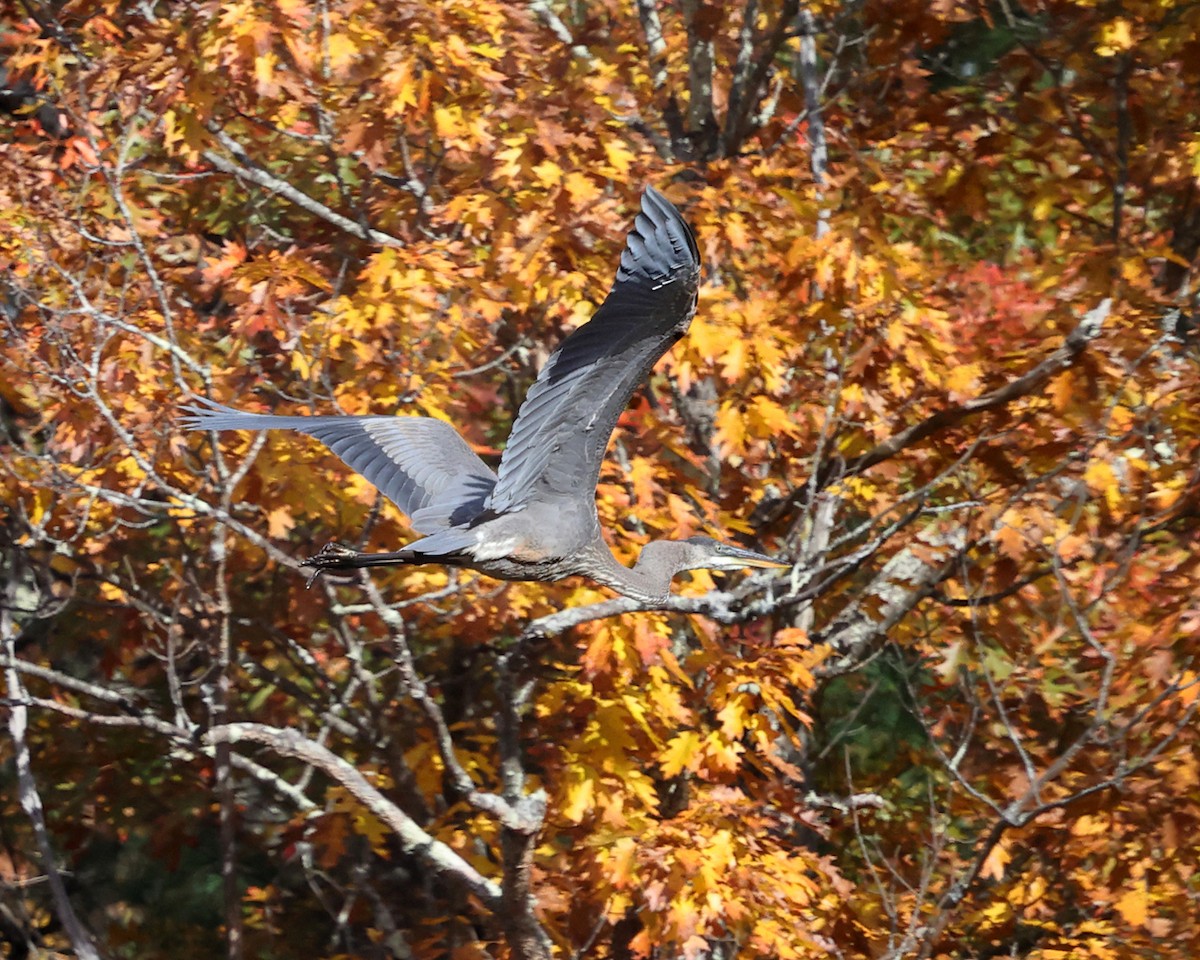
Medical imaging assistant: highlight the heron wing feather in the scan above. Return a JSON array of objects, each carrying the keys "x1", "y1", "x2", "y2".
[
  {"x1": 181, "y1": 399, "x2": 496, "y2": 531},
  {"x1": 488, "y1": 186, "x2": 700, "y2": 513}
]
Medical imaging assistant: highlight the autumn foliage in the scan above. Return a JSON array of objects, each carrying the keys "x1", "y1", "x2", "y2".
[{"x1": 2, "y1": 1, "x2": 1199, "y2": 958}]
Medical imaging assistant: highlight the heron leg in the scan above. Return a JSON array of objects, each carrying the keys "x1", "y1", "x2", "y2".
[{"x1": 301, "y1": 541, "x2": 416, "y2": 587}]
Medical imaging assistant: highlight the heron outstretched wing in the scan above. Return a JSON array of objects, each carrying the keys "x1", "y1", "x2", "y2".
[
  {"x1": 486, "y1": 186, "x2": 700, "y2": 514},
  {"x1": 181, "y1": 399, "x2": 496, "y2": 532}
]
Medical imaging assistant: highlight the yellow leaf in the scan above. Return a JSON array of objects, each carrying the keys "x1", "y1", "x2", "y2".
[
  {"x1": 604, "y1": 140, "x2": 636, "y2": 177},
  {"x1": 560, "y1": 768, "x2": 595, "y2": 823},
  {"x1": 944, "y1": 362, "x2": 981, "y2": 398},
  {"x1": 1096, "y1": 18, "x2": 1133, "y2": 56},
  {"x1": 628, "y1": 456, "x2": 659, "y2": 508},
  {"x1": 28, "y1": 488, "x2": 53, "y2": 528},
  {"x1": 1114, "y1": 887, "x2": 1149, "y2": 927},
  {"x1": 494, "y1": 144, "x2": 525, "y2": 179},
  {"x1": 1031, "y1": 191, "x2": 1056, "y2": 221},
  {"x1": 385, "y1": 62, "x2": 418, "y2": 115},
  {"x1": 325, "y1": 33, "x2": 360, "y2": 72},
  {"x1": 840, "y1": 382, "x2": 864, "y2": 410},
  {"x1": 291, "y1": 352, "x2": 312, "y2": 379},
  {"x1": 659, "y1": 730, "x2": 702, "y2": 778},
  {"x1": 725, "y1": 214, "x2": 749, "y2": 250},
  {"x1": 564, "y1": 171, "x2": 600, "y2": 205},
  {"x1": 774, "y1": 628, "x2": 809, "y2": 651},
  {"x1": 718, "y1": 336, "x2": 748, "y2": 381},
  {"x1": 532, "y1": 160, "x2": 562, "y2": 188},
  {"x1": 1070, "y1": 814, "x2": 1109, "y2": 836},
  {"x1": 606, "y1": 837, "x2": 638, "y2": 888},
  {"x1": 98, "y1": 582, "x2": 128, "y2": 603},
  {"x1": 469, "y1": 42, "x2": 503, "y2": 60},
  {"x1": 254, "y1": 51, "x2": 277, "y2": 94},
  {"x1": 716, "y1": 695, "x2": 750, "y2": 738},
  {"x1": 747, "y1": 396, "x2": 797, "y2": 437},
  {"x1": 1083, "y1": 459, "x2": 1115, "y2": 494},
  {"x1": 433, "y1": 105, "x2": 463, "y2": 140},
  {"x1": 685, "y1": 315, "x2": 726, "y2": 361},
  {"x1": 1150, "y1": 477, "x2": 1184, "y2": 508},
  {"x1": 702, "y1": 730, "x2": 743, "y2": 772},
  {"x1": 352, "y1": 809, "x2": 390, "y2": 854},
  {"x1": 713, "y1": 405, "x2": 748, "y2": 459},
  {"x1": 1109, "y1": 404, "x2": 1133, "y2": 432},
  {"x1": 1083, "y1": 459, "x2": 1122, "y2": 511},
  {"x1": 1178, "y1": 671, "x2": 1199, "y2": 707}
]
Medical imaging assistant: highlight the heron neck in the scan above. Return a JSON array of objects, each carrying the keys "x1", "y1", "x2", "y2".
[{"x1": 588, "y1": 541, "x2": 682, "y2": 603}]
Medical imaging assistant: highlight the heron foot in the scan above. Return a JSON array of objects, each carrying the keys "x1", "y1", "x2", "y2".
[{"x1": 302, "y1": 541, "x2": 361, "y2": 587}]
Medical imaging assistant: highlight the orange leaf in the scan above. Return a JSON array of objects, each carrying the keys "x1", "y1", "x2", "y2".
[
  {"x1": 1114, "y1": 887, "x2": 1149, "y2": 927},
  {"x1": 980, "y1": 840, "x2": 1011, "y2": 881},
  {"x1": 267, "y1": 506, "x2": 295, "y2": 538}
]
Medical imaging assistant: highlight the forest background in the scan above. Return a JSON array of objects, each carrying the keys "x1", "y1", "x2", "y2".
[{"x1": 1, "y1": 1, "x2": 1199, "y2": 959}]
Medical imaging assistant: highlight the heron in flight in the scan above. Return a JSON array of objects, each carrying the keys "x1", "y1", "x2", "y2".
[{"x1": 183, "y1": 187, "x2": 786, "y2": 602}]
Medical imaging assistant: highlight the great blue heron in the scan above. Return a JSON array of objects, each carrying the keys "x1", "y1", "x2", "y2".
[{"x1": 182, "y1": 186, "x2": 786, "y2": 602}]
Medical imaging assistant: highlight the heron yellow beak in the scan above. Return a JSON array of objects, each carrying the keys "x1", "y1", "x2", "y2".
[
  {"x1": 713, "y1": 545, "x2": 790, "y2": 570},
  {"x1": 738, "y1": 555, "x2": 790, "y2": 569}
]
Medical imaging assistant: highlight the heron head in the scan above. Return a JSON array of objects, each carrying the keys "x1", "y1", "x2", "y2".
[{"x1": 678, "y1": 536, "x2": 790, "y2": 572}]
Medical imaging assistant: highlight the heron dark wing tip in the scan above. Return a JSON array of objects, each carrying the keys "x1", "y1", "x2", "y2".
[
  {"x1": 640, "y1": 184, "x2": 673, "y2": 219},
  {"x1": 639, "y1": 185, "x2": 700, "y2": 270}
]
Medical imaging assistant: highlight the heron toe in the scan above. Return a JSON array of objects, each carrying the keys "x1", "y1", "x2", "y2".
[{"x1": 303, "y1": 541, "x2": 360, "y2": 568}]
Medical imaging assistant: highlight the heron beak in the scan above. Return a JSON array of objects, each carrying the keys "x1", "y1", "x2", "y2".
[
  {"x1": 722, "y1": 548, "x2": 790, "y2": 570},
  {"x1": 739, "y1": 556, "x2": 790, "y2": 569}
]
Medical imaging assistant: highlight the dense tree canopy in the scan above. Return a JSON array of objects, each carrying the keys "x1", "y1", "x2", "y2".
[{"x1": 2, "y1": 1, "x2": 1198, "y2": 958}]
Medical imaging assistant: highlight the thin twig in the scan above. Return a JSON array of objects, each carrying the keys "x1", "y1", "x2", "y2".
[
  {"x1": 204, "y1": 723, "x2": 503, "y2": 907},
  {"x1": 203, "y1": 129, "x2": 404, "y2": 247}
]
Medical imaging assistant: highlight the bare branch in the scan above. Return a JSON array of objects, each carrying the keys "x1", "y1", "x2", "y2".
[
  {"x1": 634, "y1": 0, "x2": 668, "y2": 90},
  {"x1": 358, "y1": 577, "x2": 543, "y2": 833},
  {"x1": 1112, "y1": 53, "x2": 1133, "y2": 247},
  {"x1": 204, "y1": 723, "x2": 503, "y2": 908},
  {"x1": 725, "y1": 0, "x2": 761, "y2": 141},
  {"x1": 830, "y1": 299, "x2": 1112, "y2": 484},
  {"x1": 681, "y1": 0, "x2": 716, "y2": 141},
  {"x1": 2, "y1": 555, "x2": 102, "y2": 960},
  {"x1": 519, "y1": 573, "x2": 785, "y2": 639},
  {"x1": 817, "y1": 525, "x2": 971, "y2": 664},
  {"x1": 797, "y1": 6, "x2": 829, "y2": 221},
  {"x1": 528, "y1": 0, "x2": 593, "y2": 63},
  {"x1": 209, "y1": 526, "x2": 244, "y2": 960},
  {"x1": 203, "y1": 129, "x2": 405, "y2": 247},
  {"x1": 722, "y1": 0, "x2": 800, "y2": 155},
  {"x1": 13, "y1": 692, "x2": 318, "y2": 813}
]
